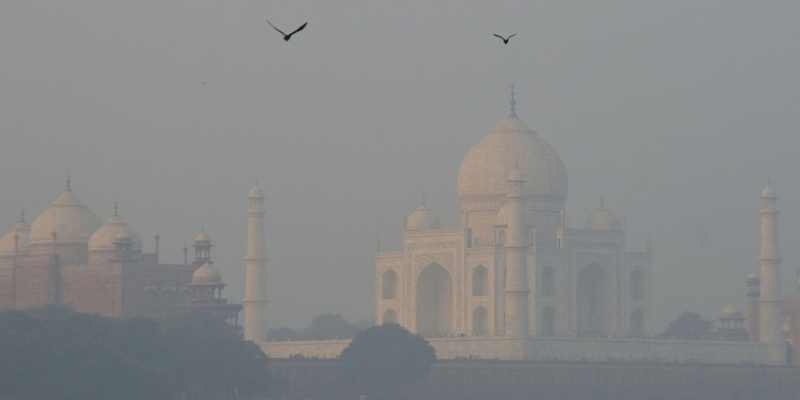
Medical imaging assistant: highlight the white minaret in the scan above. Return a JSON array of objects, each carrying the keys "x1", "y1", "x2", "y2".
[
  {"x1": 504, "y1": 164, "x2": 530, "y2": 337},
  {"x1": 244, "y1": 185, "x2": 268, "y2": 343},
  {"x1": 758, "y1": 181, "x2": 785, "y2": 364}
]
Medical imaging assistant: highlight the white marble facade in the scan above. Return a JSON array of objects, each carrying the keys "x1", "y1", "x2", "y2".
[{"x1": 375, "y1": 102, "x2": 653, "y2": 340}]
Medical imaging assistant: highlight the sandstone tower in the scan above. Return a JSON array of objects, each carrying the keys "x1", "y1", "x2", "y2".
[
  {"x1": 758, "y1": 182, "x2": 785, "y2": 364},
  {"x1": 244, "y1": 185, "x2": 268, "y2": 342}
]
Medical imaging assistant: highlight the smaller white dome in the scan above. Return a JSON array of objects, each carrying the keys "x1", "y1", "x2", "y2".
[
  {"x1": 89, "y1": 215, "x2": 141, "y2": 252},
  {"x1": 588, "y1": 202, "x2": 621, "y2": 231},
  {"x1": 405, "y1": 206, "x2": 433, "y2": 231},
  {"x1": 720, "y1": 304, "x2": 743, "y2": 320},
  {"x1": 192, "y1": 262, "x2": 223, "y2": 284},
  {"x1": 193, "y1": 231, "x2": 211, "y2": 243},
  {"x1": 0, "y1": 221, "x2": 30, "y2": 256}
]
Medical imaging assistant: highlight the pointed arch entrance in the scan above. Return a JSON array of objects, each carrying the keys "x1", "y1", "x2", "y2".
[
  {"x1": 630, "y1": 309, "x2": 644, "y2": 337},
  {"x1": 472, "y1": 306, "x2": 489, "y2": 336},
  {"x1": 472, "y1": 265, "x2": 488, "y2": 296},
  {"x1": 416, "y1": 263, "x2": 451, "y2": 337},
  {"x1": 541, "y1": 306, "x2": 556, "y2": 337},
  {"x1": 382, "y1": 270, "x2": 398, "y2": 299},
  {"x1": 577, "y1": 263, "x2": 607, "y2": 337}
]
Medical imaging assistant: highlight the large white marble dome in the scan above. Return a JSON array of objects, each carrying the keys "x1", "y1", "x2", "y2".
[{"x1": 457, "y1": 115, "x2": 567, "y2": 202}]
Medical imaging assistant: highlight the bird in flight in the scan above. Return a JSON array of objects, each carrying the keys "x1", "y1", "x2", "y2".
[
  {"x1": 493, "y1": 33, "x2": 517, "y2": 45},
  {"x1": 266, "y1": 19, "x2": 308, "y2": 42}
]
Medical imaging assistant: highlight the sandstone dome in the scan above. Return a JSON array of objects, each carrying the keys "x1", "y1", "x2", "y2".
[
  {"x1": 457, "y1": 116, "x2": 567, "y2": 202},
  {"x1": 29, "y1": 190, "x2": 102, "y2": 244},
  {"x1": 0, "y1": 220, "x2": 30, "y2": 256},
  {"x1": 405, "y1": 206, "x2": 433, "y2": 231},
  {"x1": 89, "y1": 214, "x2": 141, "y2": 252},
  {"x1": 192, "y1": 262, "x2": 223, "y2": 285}
]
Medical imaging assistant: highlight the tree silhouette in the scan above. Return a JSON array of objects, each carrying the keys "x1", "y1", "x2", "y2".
[
  {"x1": 0, "y1": 307, "x2": 275, "y2": 400},
  {"x1": 339, "y1": 323, "x2": 435, "y2": 400},
  {"x1": 0, "y1": 307, "x2": 171, "y2": 400},
  {"x1": 660, "y1": 311, "x2": 714, "y2": 340},
  {"x1": 304, "y1": 313, "x2": 359, "y2": 340},
  {"x1": 159, "y1": 312, "x2": 274, "y2": 399},
  {"x1": 268, "y1": 326, "x2": 300, "y2": 341}
]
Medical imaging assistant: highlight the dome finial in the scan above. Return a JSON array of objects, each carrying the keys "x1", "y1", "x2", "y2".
[
  {"x1": 18, "y1": 209, "x2": 25, "y2": 224},
  {"x1": 113, "y1": 201, "x2": 119, "y2": 217},
  {"x1": 600, "y1": 196, "x2": 606, "y2": 208},
  {"x1": 509, "y1": 83, "x2": 518, "y2": 118},
  {"x1": 65, "y1": 170, "x2": 72, "y2": 192}
]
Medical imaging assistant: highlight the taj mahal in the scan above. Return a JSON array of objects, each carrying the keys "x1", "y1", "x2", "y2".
[
  {"x1": 0, "y1": 89, "x2": 794, "y2": 366},
  {"x1": 374, "y1": 91, "x2": 652, "y2": 340},
  {"x1": 260, "y1": 91, "x2": 791, "y2": 366}
]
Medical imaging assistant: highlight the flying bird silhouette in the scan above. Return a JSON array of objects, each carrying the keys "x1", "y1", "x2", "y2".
[
  {"x1": 266, "y1": 19, "x2": 308, "y2": 42},
  {"x1": 493, "y1": 33, "x2": 517, "y2": 44}
]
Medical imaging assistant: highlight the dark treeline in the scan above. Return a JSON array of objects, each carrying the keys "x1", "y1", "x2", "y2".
[
  {"x1": 0, "y1": 309, "x2": 436, "y2": 400},
  {"x1": 7, "y1": 308, "x2": 786, "y2": 400},
  {"x1": 268, "y1": 313, "x2": 372, "y2": 341},
  {"x1": 279, "y1": 361, "x2": 799, "y2": 400},
  {"x1": 0, "y1": 307, "x2": 277, "y2": 400}
]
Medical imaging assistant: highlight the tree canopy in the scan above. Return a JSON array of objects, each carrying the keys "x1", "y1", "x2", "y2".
[
  {"x1": 0, "y1": 307, "x2": 274, "y2": 400},
  {"x1": 0, "y1": 307, "x2": 171, "y2": 400},
  {"x1": 269, "y1": 313, "x2": 373, "y2": 341},
  {"x1": 305, "y1": 313, "x2": 359, "y2": 340},
  {"x1": 339, "y1": 323, "x2": 436, "y2": 400},
  {"x1": 659, "y1": 311, "x2": 714, "y2": 340}
]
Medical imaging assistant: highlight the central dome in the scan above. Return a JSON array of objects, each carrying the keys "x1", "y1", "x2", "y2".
[
  {"x1": 30, "y1": 190, "x2": 102, "y2": 244},
  {"x1": 457, "y1": 116, "x2": 567, "y2": 202}
]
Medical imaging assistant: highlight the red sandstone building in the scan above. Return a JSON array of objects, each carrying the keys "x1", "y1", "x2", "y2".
[{"x1": 0, "y1": 181, "x2": 240, "y2": 324}]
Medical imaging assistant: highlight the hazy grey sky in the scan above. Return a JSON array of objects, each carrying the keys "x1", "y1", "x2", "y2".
[{"x1": 1, "y1": 0, "x2": 799, "y2": 328}]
